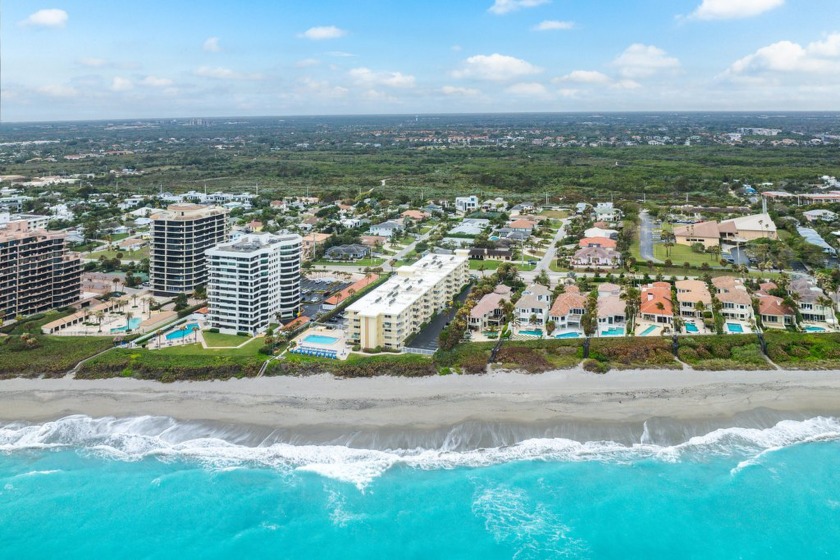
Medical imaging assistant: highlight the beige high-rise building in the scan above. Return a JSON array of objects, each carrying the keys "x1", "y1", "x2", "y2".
[
  {"x1": 0, "y1": 221, "x2": 81, "y2": 318},
  {"x1": 345, "y1": 251, "x2": 469, "y2": 350},
  {"x1": 150, "y1": 204, "x2": 229, "y2": 296}
]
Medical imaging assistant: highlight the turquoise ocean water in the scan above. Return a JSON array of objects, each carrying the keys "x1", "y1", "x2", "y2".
[{"x1": 1, "y1": 415, "x2": 839, "y2": 559}]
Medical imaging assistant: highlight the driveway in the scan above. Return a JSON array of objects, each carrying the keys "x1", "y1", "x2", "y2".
[
  {"x1": 534, "y1": 218, "x2": 569, "y2": 274},
  {"x1": 404, "y1": 286, "x2": 471, "y2": 352}
]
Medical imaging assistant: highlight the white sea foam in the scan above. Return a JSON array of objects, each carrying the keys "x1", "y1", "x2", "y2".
[{"x1": 1, "y1": 415, "x2": 838, "y2": 489}]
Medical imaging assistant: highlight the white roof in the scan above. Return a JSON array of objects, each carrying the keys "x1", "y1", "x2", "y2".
[
  {"x1": 347, "y1": 253, "x2": 467, "y2": 317},
  {"x1": 720, "y1": 213, "x2": 776, "y2": 233}
]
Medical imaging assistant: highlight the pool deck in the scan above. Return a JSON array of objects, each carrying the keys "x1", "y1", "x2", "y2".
[{"x1": 292, "y1": 326, "x2": 349, "y2": 360}]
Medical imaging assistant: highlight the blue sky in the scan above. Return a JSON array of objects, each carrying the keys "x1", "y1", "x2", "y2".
[{"x1": 2, "y1": 0, "x2": 839, "y2": 121}]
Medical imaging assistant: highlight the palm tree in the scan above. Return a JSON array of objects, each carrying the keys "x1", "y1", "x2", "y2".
[
  {"x1": 95, "y1": 310, "x2": 105, "y2": 333},
  {"x1": 125, "y1": 311, "x2": 134, "y2": 332}
]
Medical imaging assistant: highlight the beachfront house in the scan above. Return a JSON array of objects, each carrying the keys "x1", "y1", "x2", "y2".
[
  {"x1": 675, "y1": 280, "x2": 712, "y2": 318},
  {"x1": 757, "y1": 296, "x2": 795, "y2": 328},
  {"x1": 548, "y1": 286, "x2": 587, "y2": 330},
  {"x1": 712, "y1": 277, "x2": 753, "y2": 321},
  {"x1": 790, "y1": 277, "x2": 836, "y2": 325},
  {"x1": 515, "y1": 283, "x2": 552, "y2": 326},
  {"x1": 640, "y1": 282, "x2": 673, "y2": 324},
  {"x1": 469, "y1": 285, "x2": 512, "y2": 332}
]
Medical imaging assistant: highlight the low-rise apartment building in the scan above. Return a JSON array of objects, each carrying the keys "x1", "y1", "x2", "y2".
[
  {"x1": 0, "y1": 221, "x2": 81, "y2": 317},
  {"x1": 345, "y1": 251, "x2": 469, "y2": 350},
  {"x1": 206, "y1": 233, "x2": 302, "y2": 335}
]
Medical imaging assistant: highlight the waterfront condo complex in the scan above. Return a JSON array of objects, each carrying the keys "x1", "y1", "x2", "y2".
[
  {"x1": 206, "y1": 233, "x2": 302, "y2": 335},
  {"x1": 150, "y1": 204, "x2": 230, "y2": 296},
  {"x1": 346, "y1": 251, "x2": 470, "y2": 350},
  {"x1": 0, "y1": 221, "x2": 81, "y2": 318}
]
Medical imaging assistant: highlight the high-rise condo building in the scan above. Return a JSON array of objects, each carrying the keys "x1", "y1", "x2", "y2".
[
  {"x1": 206, "y1": 233, "x2": 302, "y2": 335},
  {"x1": 0, "y1": 221, "x2": 81, "y2": 318},
  {"x1": 345, "y1": 251, "x2": 469, "y2": 350},
  {"x1": 150, "y1": 204, "x2": 229, "y2": 296}
]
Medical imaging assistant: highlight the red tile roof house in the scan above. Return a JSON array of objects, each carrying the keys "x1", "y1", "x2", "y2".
[
  {"x1": 640, "y1": 282, "x2": 673, "y2": 324},
  {"x1": 469, "y1": 285, "x2": 512, "y2": 331},
  {"x1": 757, "y1": 296, "x2": 795, "y2": 328},
  {"x1": 712, "y1": 276, "x2": 753, "y2": 321},
  {"x1": 401, "y1": 210, "x2": 430, "y2": 221},
  {"x1": 548, "y1": 286, "x2": 588, "y2": 330},
  {"x1": 578, "y1": 237, "x2": 617, "y2": 249}
]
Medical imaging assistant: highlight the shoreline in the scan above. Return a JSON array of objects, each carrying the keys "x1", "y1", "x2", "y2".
[{"x1": 2, "y1": 368, "x2": 840, "y2": 445}]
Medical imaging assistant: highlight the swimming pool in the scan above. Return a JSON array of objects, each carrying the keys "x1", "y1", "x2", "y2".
[
  {"x1": 519, "y1": 329, "x2": 543, "y2": 337},
  {"x1": 555, "y1": 331, "x2": 581, "y2": 339},
  {"x1": 601, "y1": 327, "x2": 624, "y2": 337},
  {"x1": 685, "y1": 323, "x2": 699, "y2": 333},
  {"x1": 726, "y1": 323, "x2": 744, "y2": 334},
  {"x1": 165, "y1": 323, "x2": 200, "y2": 340},
  {"x1": 303, "y1": 334, "x2": 339, "y2": 345},
  {"x1": 111, "y1": 317, "x2": 142, "y2": 333},
  {"x1": 805, "y1": 326, "x2": 826, "y2": 333},
  {"x1": 640, "y1": 325, "x2": 657, "y2": 336}
]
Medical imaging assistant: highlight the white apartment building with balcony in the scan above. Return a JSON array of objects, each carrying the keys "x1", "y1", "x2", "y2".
[
  {"x1": 345, "y1": 251, "x2": 470, "y2": 350},
  {"x1": 150, "y1": 204, "x2": 229, "y2": 296},
  {"x1": 206, "y1": 233, "x2": 302, "y2": 335}
]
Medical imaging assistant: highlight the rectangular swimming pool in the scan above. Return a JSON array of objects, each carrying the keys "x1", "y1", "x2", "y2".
[
  {"x1": 303, "y1": 334, "x2": 339, "y2": 345},
  {"x1": 640, "y1": 325, "x2": 657, "y2": 336},
  {"x1": 555, "y1": 332, "x2": 581, "y2": 339},
  {"x1": 601, "y1": 327, "x2": 624, "y2": 337},
  {"x1": 519, "y1": 329, "x2": 543, "y2": 337},
  {"x1": 685, "y1": 323, "x2": 699, "y2": 333},
  {"x1": 726, "y1": 323, "x2": 744, "y2": 334}
]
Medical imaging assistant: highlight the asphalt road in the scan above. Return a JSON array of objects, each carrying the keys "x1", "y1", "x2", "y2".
[{"x1": 639, "y1": 211, "x2": 662, "y2": 263}]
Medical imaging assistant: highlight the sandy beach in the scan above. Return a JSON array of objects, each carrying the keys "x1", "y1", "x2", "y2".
[{"x1": 2, "y1": 368, "x2": 840, "y2": 439}]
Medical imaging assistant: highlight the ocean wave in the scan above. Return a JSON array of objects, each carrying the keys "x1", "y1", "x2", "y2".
[{"x1": 1, "y1": 415, "x2": 838, "y2": 489}]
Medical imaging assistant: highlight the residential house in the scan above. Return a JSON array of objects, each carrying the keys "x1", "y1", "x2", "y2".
[
  {"x1": 757, "y1": 296, "x2": 795, "y2": 329},
  {"x1": 301, "y1": 232, "x2": 332, "y2": 261},
  {"x1": 640, "y1": 282, "x2": 673, "y2": 324},
  {"x1": 449, "y1": 218, "x2": 490, "y2": 236},
  {"x1": 584, "y1": 227, "x2": 618, "y2": 239},
  {"x1": 597, "y1": 284, "x2": 626, "y2": 328},
  {"x1": 803, "y1": 209, "x2": 837, "y2": 223},
  {"x1": 548, "y1": 286, "x2": 587, "y2": 330},
  {"x1": 481, "y1": 198, "x2": 508, "y2": 212},
  {"x1": 712, "y1": 276, "x2": 753, "y2": 321},
  {"x1": 469, "y1": 285, "x2": 512, "y2": 331},
  {"x1": 468, "y1": 247, "x2": 513, "y2": 261},
  {"x1": 509, "y1": 202, "x2": 535, "y2": 216},
  {"x1": 507, "y1": 219, "x2": 536, "y2": 235},
  {"x1": 515, "y1": 283, "x2": 552, "y2": 326},
  {"x1": 594, "y1": 202, "x2": 623, "y2": 222},
  {"x1": 361, "y1": 235, "x2": 388, "y2": 249},
  {"x1": 324, "y1": 244, "x2": 369, "y2": 261},
  {"x1": 578, "y1": 237, "x2": 617, "y2": 249},
  {"x1": 455, "y1": 195, "x2": 479, "y2": 214},
  {"x1": 369, "y1": 220, "x2": 404, "y2": 238},
  {"x1": 401, "y1": 210, "x2": 430, "y2": 222},
  {"x1": 571, "y1": 246, "x2": 621, "y2": 268},
  {"x1": 790, "y1": 277, "x2": 836, "y2": 324},
  {"x1": 675, "y1": 280, "x2": 712, "y2": 318}
]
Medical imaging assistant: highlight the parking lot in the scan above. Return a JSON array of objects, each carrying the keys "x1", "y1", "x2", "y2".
[{"x1": 300, "y1": 277, "x2": 352, "y2": 321}]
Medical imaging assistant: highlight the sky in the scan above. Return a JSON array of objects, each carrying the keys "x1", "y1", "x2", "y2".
[{"x1": 2, "y1": 0, "x2": 839, "y2": 121}]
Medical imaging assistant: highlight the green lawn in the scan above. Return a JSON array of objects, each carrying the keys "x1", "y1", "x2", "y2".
[
  {"x1": 88, "y1": 247, "x2": 149, "y2": 261},
  {"x1": 202, "y1": 331, "x2": 255, "y2": 347},
  {"x1": 654, "y1": 243, "x2": 721, "y2": 267},
  {"x1": 539, "y1": 210, "x2": 569, "y2": 219}
]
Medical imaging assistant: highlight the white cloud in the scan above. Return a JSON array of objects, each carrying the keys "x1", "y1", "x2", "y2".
[
  {"x1": 194, "y1": 66, "x2": 263, "y2": 80},
  {"x1": 78, "y1": 57, "x2": 107, "y2": 67},
  {"x1": 489, "y1": 0, "x2": 550, "y2": 15},
  {"x1": 349, "y1": 67, "x2": 416, "y2": 88},
  {"x1": 557, "y1": 70, "x2": 611, "y2": 84},
  {"x1": 452, "y1": 53, "x2": 542, "y2": 81},
  {"x1": 451, "y1": 45, "x2": 463, "y2": 52},
  {"x1": 689, "y1": 0, "x2": 783, "y2": 20},
  {"x1": 326, "y1": 51, "x2": 355, "y2": 57},
  {"x1": 297, "y1": 77, "x2": 349, "y2": 98},
  {"x1": 505, "y1": 82, "x2": 549, "y2": 97},
  {"x1": 203, "y1": 37, "x2": 221, "y2": 52},
  {"x1": 20, "y1": 9, "x2": 68, "y2": 28},
  {"x1": 300, "y1": 26, "x2": 347, "y2": 40},
  {"x1": 533, "y1": 20, "x2": 574, "y2": 31},
  {"x1": 295, "y1": 58, "x2": 320, "y2": 68},
  {"x1": 141, "y1": 76, "x2": 174, "y2": 88},
  {"x1": 110, "y1": 77, "x2": 133, "y2": 92},
  {"x1": 440, "y1": 85, "x2": 481, "y2": 96},
  {"x1": 37, "y1": 84, "x2": 78, "y2": 98},
  {"x1": 724, "y1": 33, "x2": 840, "y2": 77},
  {"x1": 613, "y1": 44, "x2": 680, "y2": 78}
]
